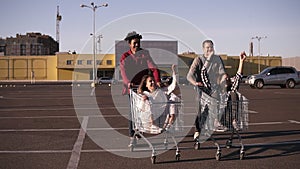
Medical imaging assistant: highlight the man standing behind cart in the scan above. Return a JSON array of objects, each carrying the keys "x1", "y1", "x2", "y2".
[
  {"x1": 120, "y1": 31, "x2": 161, "y2": 147},
  {"x1": 186, "y1": 40, "x2": 227, "y2": 141}
]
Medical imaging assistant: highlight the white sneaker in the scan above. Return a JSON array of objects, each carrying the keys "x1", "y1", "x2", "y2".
[
  {"x1": 232, "y1": 119, "x2": 240, "y2": 131},
  {"x1": 128, "y1": 137, "x2": 136, "y2": 147},
  {"x1": 214, "y1": 120, "x2": 221, "y2": 127},
  {"x1": 149, "y1": 125, "x2": 162, "y2": 134},
  {"x1": 193, "y1": 131, "x2": 200, "y2": 140},
  {"x1": 214, "y1": 125, "x2": 228, "y2": 132},
  {"x1": 214, "y1": 120, "x2": 228, "y2": 132}
]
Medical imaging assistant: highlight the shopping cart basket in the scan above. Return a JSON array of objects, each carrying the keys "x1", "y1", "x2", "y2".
[
  {"x1": 194, "y1": 89, "x2": 249, "y2": 160},
  {"x1": 129, "y1": 89, "x2": 183, "y2": 164}
]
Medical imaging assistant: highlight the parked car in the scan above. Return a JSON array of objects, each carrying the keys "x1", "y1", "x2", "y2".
[
  {"x1": 245, "y1": 66, "x2": 300, "y2": 89},
  {"x1": 98, "y1": 77, "x2": 115, "y2": 85}
]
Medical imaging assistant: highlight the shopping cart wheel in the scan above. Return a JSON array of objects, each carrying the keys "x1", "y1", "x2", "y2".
[
  {"x1": 240, "y1": 151, "x2": 245, "y2": 160},
  {"x1": 215, "y1": 151, "x2": 221, "y2": 161},
  {"x1": 226, "y1": 140, "x2": 232, "y2": 149},
  {"x1": 164, "y1": 139, "x2": 168, "y2": 149},
  {"x1": 194, "y1": 142, "x2": 200, "y2": 150},
  {"x1": 129, "y1": 145, "x2": 134, "y2": 152},
  {"x1": 151, "y1": 156, "x2": 156, "y2": 164},
  {"x1": 175, "y1": 154, "x2": 180, "y2": 161}
]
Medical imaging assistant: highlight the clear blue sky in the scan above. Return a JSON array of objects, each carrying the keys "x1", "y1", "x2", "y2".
[{"x1": 1, "y1": 0, "x2": 299, "y2": 57}]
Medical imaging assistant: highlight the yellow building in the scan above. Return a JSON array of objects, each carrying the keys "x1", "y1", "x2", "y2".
[
  {"x1": 0, "y1": 52, "x2": 281, "y2": 82},
  {"x1": 56, "y1": 53, "x2": 115, "y2": 81},
  {"x1": 179, "y1": 53, "x2": 282, "y2": 77},
  {"x1": 220, "y1": 55, "x2": 282, "y2": 76},
  {"x1": 0, "y1": 55, "x2": 57, "y2": 80}
]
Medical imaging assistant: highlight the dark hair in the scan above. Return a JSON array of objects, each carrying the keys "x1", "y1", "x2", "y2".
[
  {"x1": 161, "y1": 76, "x2": 173, "y2": 87},
  {"x1": 202, "y1": 40, "x2": 214, "y2": 48},
  {"x1": 224, "y1": 73, "x2": 232, "y2": 92},
  {"x1": 137, "y1": 75, "x2": 153, "y2": 94},
  {"x1": 124, "y1": 31, "x2": 142, "y2": 43}
]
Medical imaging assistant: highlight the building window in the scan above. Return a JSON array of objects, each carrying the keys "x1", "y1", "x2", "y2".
[
  {"x1": 87, "y1": 60, "x2": 92, "y2": 65},
  {"x1": 20, "y1": 44, "x2": 26, "y2": 55},
  {"x1": 106, "y1": 60, "x2": 112, "y2": 65},
  {"x1": 37, "y1": 45, "x2": 42, "y2": 55},
  {"x1": 30, "y1": 44, "x2": 36, "y2": 55},
  {"x1": 0, "y1": 46, "x2": 5, "y2": 53},
  {"x1": 66, "y1": 60, "x2": 73, "y2": 65},
  {"x1": 77, "y1": 60, "x2": 83, "y2": 65},
  {"x1": 96, "y1": 60, "x2": 102, "y2": 65}
]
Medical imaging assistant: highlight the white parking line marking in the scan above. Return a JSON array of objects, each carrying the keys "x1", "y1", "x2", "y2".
[
  {"x1": 288, "y1": 120, "x2": 300, "y2": 124},
  {"x1": 0, "y1": 150, "x2": 72, "y2": 153},
  {"x1": 0, "y1": 109, "x2": 258, "y2": 119},
  {"x1": 248, "y1": 110, "x2": 259, "y2": 114},
  {"x1": 274, "y1": 92, "x2": 300, "y2": 95},
  {"x1": 249, "y1": 122, "x2": 284, "y2": 125},
  {"x1": 0, "y1": 128, "x2": 79, "y2": 132},
  {"x1": 67, "y1": 116, "x2": 88, "y2": 169},
  {"x1": 0, "y1": 114, "x2": 128, "y2": 119},
  {"x1": 1, "y1": 140, "x2": 300, "y2": 154},
  {"x1": 0, "y1": 107, "x2": 129, "y2": 112},
  {"x1": 0, "y1": 120, "x2": 298, "y2": 133}
]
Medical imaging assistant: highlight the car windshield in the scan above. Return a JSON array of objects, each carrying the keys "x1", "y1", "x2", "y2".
[
  {"x1": 101, "y1": 77, "x2": 110, "y2": 80},
  {"x1": 260, "y1": 68, "x2": 271, "y2": 75}
]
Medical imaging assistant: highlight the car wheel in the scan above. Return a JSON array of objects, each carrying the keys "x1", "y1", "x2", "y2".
[
  {"x1": 286, "y1": 79, "x2": 295, "y2": 89},
  {"x1": 255, "y1": 80, "x2": 264, "y2": 89}
]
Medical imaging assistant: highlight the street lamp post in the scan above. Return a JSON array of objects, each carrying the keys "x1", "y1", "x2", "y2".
[
  {"x1": 80, "y1": 2, "x2": 108, "y2": 94},
  {"x1": 97, "y1": 34, "x2": 103, "y2": 54},
  {"x1": 251, "y1": 36, "x2": 267, "y2": 73}
]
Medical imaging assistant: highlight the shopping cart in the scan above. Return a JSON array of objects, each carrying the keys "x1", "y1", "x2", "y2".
[
  {"x1": 194, "y1": 89, "x2": 249, "y2": 160},
  {"x1": 129, "y1": 89, "x2": 183, "y2": 164}
]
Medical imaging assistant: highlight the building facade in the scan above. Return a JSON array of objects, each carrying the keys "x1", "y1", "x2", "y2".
[
  {"x1": 0, "y1": 53, "x2": 282, "y2": 82},
  {"x1": 1, "y1": 32, "x2": 58, "y2": 56},
  {"x1": 179, "y1": 53, "x2": 282, "y2": 77},
  {"x1": 56, "y1": 53, "x2": 115, "y2": 81},
  {"x1": 0, "y1": 39, "x2": 284, "y2": 82},
  {"x1": 0, "y1": 38, "x2": 5, "y2": 56},
  {"x1": 0, "y1": 55, "x2": 57, "y2": 80}
]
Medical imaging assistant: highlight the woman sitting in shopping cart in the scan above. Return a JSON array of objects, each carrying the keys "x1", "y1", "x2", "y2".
[{"x1": 137, "y1": 64, "x2": 180, "y2": 131}]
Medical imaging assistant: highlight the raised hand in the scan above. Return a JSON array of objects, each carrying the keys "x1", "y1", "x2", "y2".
[
  {"x1": 240, "y1": 51, "x2": 247, "y2": 61},
  {"x1": 171, "y1": 64, "x2": 176, "y2": 73}
]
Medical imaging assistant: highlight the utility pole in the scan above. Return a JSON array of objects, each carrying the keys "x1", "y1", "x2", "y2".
[
  {"x1": 56, "y1": 6, "x2": 62, "y2": 51},
  {"x1": 251, "y1": 36, "x2": 267, "y2": 73},
  {"x1": 97, "y1": 34, "x2": 103, "y2": 54},
  {"x1": 80, "y1": 2, "x2": 108, "y2": 96}
]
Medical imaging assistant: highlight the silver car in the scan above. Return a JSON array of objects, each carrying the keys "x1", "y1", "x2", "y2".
[
  {"x1": 246, "y1": 66, "x2": 300, "y2": 89},
  {"x1": 98, "y1": 77, "x2": 115, "y2": 85}
]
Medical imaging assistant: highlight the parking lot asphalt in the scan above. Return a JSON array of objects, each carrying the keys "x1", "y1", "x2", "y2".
[{"x1": 0, "y1": 83, "x2": 300, "y2": 169}]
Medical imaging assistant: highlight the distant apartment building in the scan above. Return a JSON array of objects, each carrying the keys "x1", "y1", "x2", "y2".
[
  {"x1": 0, "y1": 38, "x2": 5, "y2": 56},
  {"x1": 1, "y1": 32, "x2": 58, "y2": 56}
]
